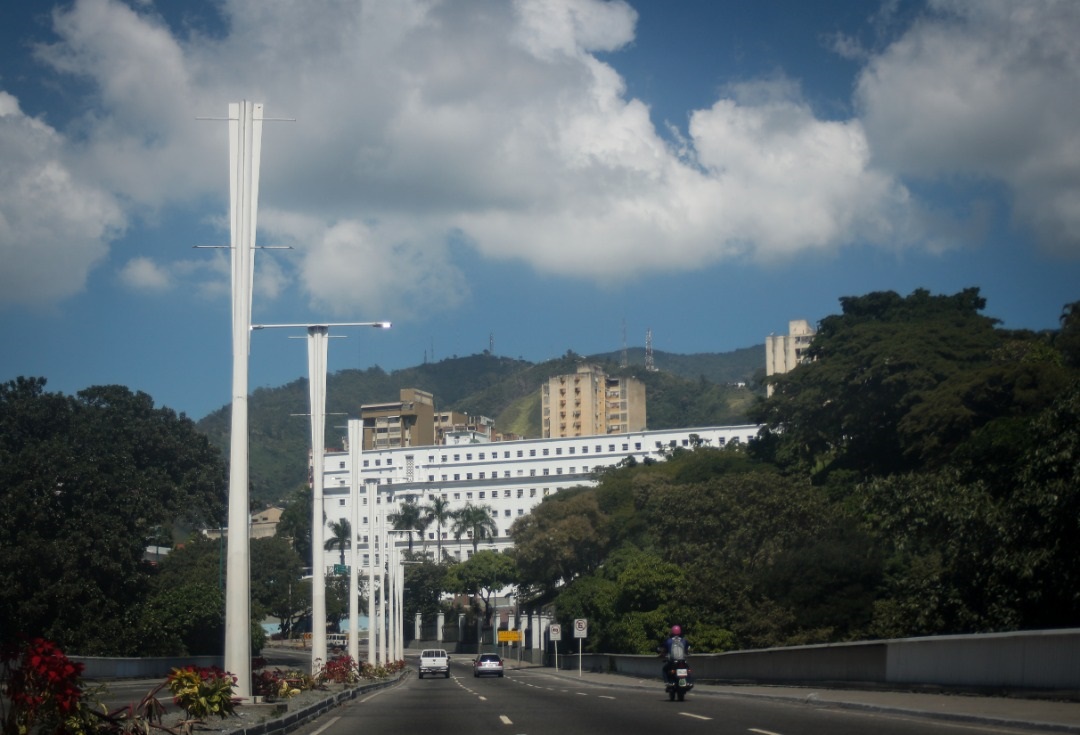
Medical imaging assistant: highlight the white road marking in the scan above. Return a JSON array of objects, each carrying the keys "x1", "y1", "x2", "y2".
[
  {"x1": 749, "y1": 728, "x2": 781, "y2": 734},
  {"x1": 309, "y1": 717, "x2": 340, "y2": 735},
  {"x1": 599, "y1": 695, "x2": 616, "y2": 700},
  {"x1": 677, "y1": 712, "x2": 712, "y2": 721},
  {"x1": 499, "y1": 715, "x2": 513, "y2": 725}
]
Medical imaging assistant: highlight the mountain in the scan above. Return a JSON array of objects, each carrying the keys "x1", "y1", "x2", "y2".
[{"x1": 196, "y1": 346, "x2": 765, "y2": 506}]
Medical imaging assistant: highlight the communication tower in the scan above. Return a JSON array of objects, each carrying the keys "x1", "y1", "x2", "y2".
[{"x1": 645, "y1": 328, "x2": 657, "y2": 372}]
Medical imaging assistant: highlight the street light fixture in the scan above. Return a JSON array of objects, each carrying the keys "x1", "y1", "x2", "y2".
[{"x1": 252, "y1": 321, "x2": 389, "y2": 674}]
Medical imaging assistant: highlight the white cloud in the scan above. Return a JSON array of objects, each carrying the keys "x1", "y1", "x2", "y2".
[
  {"x1": 855, "y1": 0, "x2": 1080, "y2": 255},
  {"x1": 10, "y1": 0, "x2": 1074, "y2": 317},
  {"x1": 119, "y1": 256, "x2": 171, "y2": 291},
  {"x1": 0, "y1": 91, "x2": 124, "y2": 308}
]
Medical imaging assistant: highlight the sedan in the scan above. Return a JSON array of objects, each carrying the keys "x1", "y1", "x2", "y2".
[{"x1": 473, "y1": 653, "x2": 504, "y2": 677}]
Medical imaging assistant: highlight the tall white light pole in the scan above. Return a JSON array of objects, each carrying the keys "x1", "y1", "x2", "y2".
[
  {"x1": 366, "y1": 479, "x2": 377, "y2": 667},
  {"x1": 347, "y1": 419, "x2": 362, "y2": 665},
  {"x1": 224, "y1": 100, "x2": 263, "y2": 699},
  {"x1": 251, "y1": 321, "x2": 389, "y2": 674}
]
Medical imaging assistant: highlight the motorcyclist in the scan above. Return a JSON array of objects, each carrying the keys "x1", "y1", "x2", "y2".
[{"x1": 660, "y1": 625, "x2": 690, "y2": 683}]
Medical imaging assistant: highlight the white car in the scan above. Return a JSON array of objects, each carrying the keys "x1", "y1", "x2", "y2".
[{"x1": 473, "y1": 654, "x2": 504, "y2": 678}]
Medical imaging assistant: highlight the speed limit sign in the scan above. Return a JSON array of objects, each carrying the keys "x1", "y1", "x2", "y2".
[
  {"x1": 574, "y1": 618, "x2": 588, "y2": 638},
  {"x1": 549, "y1": 623, "x2": 562, "y2": 641}
]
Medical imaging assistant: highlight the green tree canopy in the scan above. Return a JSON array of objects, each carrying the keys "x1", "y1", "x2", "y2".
[
  {"x1": 749, "y1": 288, "x2": 1069, "y2": 481},
  {"x1": 0, "y1": 378, "x2": 227, "y2": 654}
]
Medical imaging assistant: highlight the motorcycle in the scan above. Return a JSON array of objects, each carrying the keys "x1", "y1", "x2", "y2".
[{"x1": 664, "y1": 659, "x2": 693, "y2": 701}]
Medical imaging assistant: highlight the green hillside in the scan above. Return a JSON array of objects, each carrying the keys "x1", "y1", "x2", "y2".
[{"x1": 196, "y1": 347, "x2": 765, "y2": 506}]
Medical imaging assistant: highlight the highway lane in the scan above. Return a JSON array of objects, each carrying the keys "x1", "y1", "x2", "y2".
[{"x1": 289, "y1": 657, "x2": 1048, "y2": 735}]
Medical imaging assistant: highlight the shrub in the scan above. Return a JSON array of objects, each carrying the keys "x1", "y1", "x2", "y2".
[
  {"x1": 1, "y1": 638, "x2": 86, "y2": 735},
  {"x1": 165, "y1": 666, "x2": 239, "y2": 721}
]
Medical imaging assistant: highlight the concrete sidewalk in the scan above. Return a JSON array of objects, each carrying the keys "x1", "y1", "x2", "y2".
[{"x1": 534, "y1": 666, "x2": 1080, "y2": 733}]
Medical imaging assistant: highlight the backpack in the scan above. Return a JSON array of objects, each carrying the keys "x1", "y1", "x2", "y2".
[{"x1": 668, "y1": 636, "x2": 687, "y2": 660}]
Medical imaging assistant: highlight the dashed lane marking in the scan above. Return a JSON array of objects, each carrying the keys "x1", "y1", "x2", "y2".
[
  {"x1": 678, "y1": 712, "x2": 712, "y2": 721},
  {"x1": 499, "y1": 715, "x2": 513, "y2": 725}
]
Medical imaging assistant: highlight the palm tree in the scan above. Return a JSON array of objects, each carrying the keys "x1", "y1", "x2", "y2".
[
  {"x1": 388, "y1": 500, "x2": 426, "y2": 553},
  {"x1": 451, "y1": 504, "x2": 498, "y2": 555},
  {"x1": 324, "y1": 518, "x2": 351, "y2": 567},
  {"x1": 422, "y1": 496, "x2": 454, "y2": 562}
]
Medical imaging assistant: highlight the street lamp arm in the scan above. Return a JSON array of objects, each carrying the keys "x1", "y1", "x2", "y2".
[{"x1": 251, "y1": 321, "x2": 391, "y2": 330}]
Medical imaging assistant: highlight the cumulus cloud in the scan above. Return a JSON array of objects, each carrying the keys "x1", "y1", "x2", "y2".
[
  {"x1": 0, "y1": 90, "x2": 124, "y2": 308},
  {"x1": 6, "y1": 0, "x2": 1076, "y2": 316},
  {"x1": 856, "y1": 0, "x2": 1080, "y2": 254},
  {"x1": 119, "y1": 256, "x2": 171, "y2": 291}
]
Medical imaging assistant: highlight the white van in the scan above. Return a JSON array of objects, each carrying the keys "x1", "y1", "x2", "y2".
[{"x1": 327, "y1": 633, "x2": 347, "y2": 651}]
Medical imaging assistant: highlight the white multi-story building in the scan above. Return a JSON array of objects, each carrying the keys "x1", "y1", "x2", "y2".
[{"x1": 314, "y1": 424, "x2": 760, "y2": 574}]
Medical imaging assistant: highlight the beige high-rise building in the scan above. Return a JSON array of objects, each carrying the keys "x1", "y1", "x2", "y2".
[
  {"x1": 765, "y1": 319, "x2": 816, "y2": 396},
  {"x1": 361, "y1": 388, "x2": 436, "y2": 449},
  {"x1": 542, "y1": 364, "x2": 646, "y2": 438}
]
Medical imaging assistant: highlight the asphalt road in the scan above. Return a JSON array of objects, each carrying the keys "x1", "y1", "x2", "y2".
[{"x1": 282, "y1": 656, "x2": 1055, "y2": 735}]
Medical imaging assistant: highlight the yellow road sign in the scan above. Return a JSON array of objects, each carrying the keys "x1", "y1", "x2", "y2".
[{"x1": 497, "y1": 630, "x2": 523, "y2": 643}]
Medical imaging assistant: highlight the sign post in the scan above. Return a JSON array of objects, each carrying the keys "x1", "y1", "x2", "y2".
[
  {"x1": 573, "y1": 618, "x2": 588, "y2": 677},
  {"x1": 549, "y1": 623, "x2": 562, "y2": 671}
]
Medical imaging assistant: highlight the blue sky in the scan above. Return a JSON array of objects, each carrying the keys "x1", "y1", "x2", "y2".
[{"x1": 2, "y1": 0, "x2": 1078, "y2": 421}]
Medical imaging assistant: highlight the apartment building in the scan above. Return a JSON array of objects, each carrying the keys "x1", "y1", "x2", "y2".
[
  {"x1": 314, "y1": 423, "x2": 760, "y2": 574},
  {"x1": 541, "y1": 364, "x2": 646, "y2": 438},
  {"x1": 765, "y1": 319, "x2": 816, "y2": 397},
  {"x1": 361, "y1": 388, "x2": 499, "y2": 449}
]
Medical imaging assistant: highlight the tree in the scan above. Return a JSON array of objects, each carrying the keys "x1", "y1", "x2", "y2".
[
  {"x1": 510, "y1": 488, "x2": 609, "y2": 594},
  {"x1": 451, "y1": 504, "x2": 498, "y2": 554},
  {"x1": 751, "y1": 288, "x2": 1011, "y2": 480},
  {"x1": 389, "y1": 501, "x2": 426, "y2": 553},
  {"x1": 446, "y1": 550, "x2": 516, "y2": 626},
  {"x1": 324, "y1": 518, "x2": 351, "y2": 567},
  {"x1": 422, "y1": 496, "x2": 455, "y2": 561},
  {"x1": 0, "y1": 379, "x2": 227, "y2": 655},
  {"x1": 276, "y1": 487, "x2": 313, "y2": 566},
  {"x1": 250, "y1": 536, "x2": 306, "y2": 638}
]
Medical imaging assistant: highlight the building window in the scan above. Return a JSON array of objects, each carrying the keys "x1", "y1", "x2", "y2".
[
  {"x1": 339, "y1": 499, "x2": 346, "y2": 506},
  {"x1": 479, "y1": 491, "x2": 485, "y2": 499},
  {"x1": 516, "y1": 489, "x2": 523, "y2": 498},
  {"x1": 454, "y1": 492, "x2": 461, "y2": 500},
  {"x1": 543, "y1": 469, "x2": 549, "y2": 476},
  {"x1": 543, "y1": 448, "x2": 549, "y2": 456},
  {"x1": 363, "y1": 460, "x2": 370, "y2": 467},
  {"x1": 428, "y1": 475, "x2": 435, "y2": 482},
  {"x1": 529, "y1": 488, "x2": 536, "y2": 497},
  {"x1": 454, "y1": 454, "x2": 460, "y2": 461},
  {"x1": 504, "y1": 509, "x2": 511, "y2": 517},
  {"x1": 339, "y1": 461, "x2": 346, "y2": 469},
  {"x1": 529, "y1": 449, "x2": 536, "y2": 457},
  {"x1": 556, "y1": 447, "x2": 562, "y2": 455},
  {"x1": 530, "y1": 469, "x2": 536, "y2": 476},
  {"x1": 454, "y1": 474, "x2": 460, "y2": 481},
  {"x1": 466, "y1": 454, "x2": 472, "y2": 460},
  {"x1": 517, "y1": 450, "x2": 523, "y2": 457}
]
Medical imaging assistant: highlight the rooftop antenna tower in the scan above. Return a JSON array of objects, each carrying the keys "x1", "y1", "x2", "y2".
[
  {"x1": 645, "y1": 328, "x2": 657, "y2": 372},
  {"x1": 621, "y1": 319, "x2": 628, "y2": 368},
  {"x1": 490, "y1": 332, "x2": 495, "y2": 355}
]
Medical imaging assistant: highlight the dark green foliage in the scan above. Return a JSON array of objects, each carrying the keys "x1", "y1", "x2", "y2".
[
  {"x1": 528, "y1": 289, "x2": 1080, "y2": 652},
  {"x1": 0, "y1": 378, "x2": 227, "y2": 655}
]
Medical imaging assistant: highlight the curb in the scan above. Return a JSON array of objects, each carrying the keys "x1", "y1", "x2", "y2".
[{"x1": 226, "y1": 672, "x2": 407, "y2": 735}]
